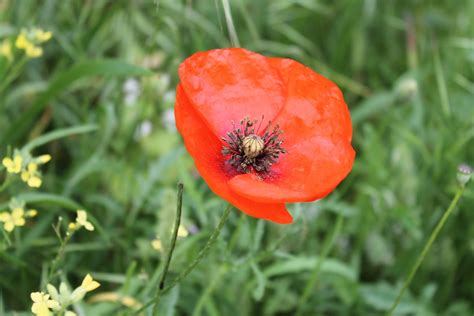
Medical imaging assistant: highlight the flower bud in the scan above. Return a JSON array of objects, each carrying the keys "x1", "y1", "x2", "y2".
[
  {"x1": 70, "y1": 287, "x2": 86, "y2": 303},
  {"x1": 37, "y1": 154, "x2": 51, "y2": 164},
  {"x1": 56, "y1": 282, "x2": 72, "y2": 307},
  {"x1": 26, "y1": 209, "x2": 38, "y2": 217},
  {"x1": 396, "y1": 77, "x2": 418, "y2": 99},
  {"x1": 47, "y1": 283, "x2": 59, "y2": 303},
  {"x1": 457, "y1": 163, "x2": 472, "y2": 186}
]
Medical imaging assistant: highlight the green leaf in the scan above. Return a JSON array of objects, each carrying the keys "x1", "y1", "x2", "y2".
[
  {"x1": 250, "y1": 261, "x2": 267, "y2": 301},
  {"x1": 351, "y1": 91, "x2": 396, "y2": 125},
  {"x1": 23, "y1": 124, "x2": 98, "y2": 151},
  {"x1": 360, "y1": 282, "x2": 418, "y2": 314},
  {"x1": 1, "y1": 59, "x2": 152, "y2": 146},
  {"x1": 157, "y1": 286, "x2": 180, "y2": 316},
  {"x1": 0, "y1": 192, "x2": 82, "y2": 210},
  {"x1": 264, "y1": 256, "x2": 357, "y2": 282}
]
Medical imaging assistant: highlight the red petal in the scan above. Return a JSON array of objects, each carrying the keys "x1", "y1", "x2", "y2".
[
  {"x1": 175, "y1": 84, "x2": 293, "y2": 224},
  {"x1": 178, "y1": 48, "x2": 286, "y2": 137},
  {"x1": 229, "y1": 135, "x2": 355, "y2": 203},
  {"x1": 228, "y1": 58, "x2": 355, "y2": 203},
  {"x1": 269, "y1": 57, "x2": 352, "y2": 142}
]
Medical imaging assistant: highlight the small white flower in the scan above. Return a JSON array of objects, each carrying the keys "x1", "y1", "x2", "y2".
[
  {"x1": 123, "y1": 78, "x2": 140, "y2": 95},
  {"x1": 135, "y1": 120, "x2": 153, "y2": 139},
  {"x1": 123, "y1": 78, "x2": 141, "y2": 106}
]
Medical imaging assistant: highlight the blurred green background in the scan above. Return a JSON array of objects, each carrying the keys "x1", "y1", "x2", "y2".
[{"x1": 0, "y1": 0, "x2": 473, "y2": 315}]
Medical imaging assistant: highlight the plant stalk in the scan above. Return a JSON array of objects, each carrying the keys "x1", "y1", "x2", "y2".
[
  {"x1": 151, "y1": 183, "x2": 184, "y2": 314},
  {"x1": 387, "y1": 186, "x2": 465, "y2": 315},
  {"x1": 137, "y1": 203, "x2": 232, "y2": 315}
]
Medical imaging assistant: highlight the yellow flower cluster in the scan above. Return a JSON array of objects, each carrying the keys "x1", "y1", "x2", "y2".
[
  {"x1": 31, "y1": 274, "x2": 100, "y2": 316},
  {"x1": 67, "y1": 210, "x2": 95, "y2": 234},
  {"x1": 15, "y1": 28, "x2": 52, "y2": 58},
  {"x1": 2, "y1": 151, "x2": 51, "y2": 188},
  {"x1": 0, "y1": 198, "x2": 37, "y2": 232},
  {"x1": 30, "y1": 292, "x2": 60, "y2": 316}
]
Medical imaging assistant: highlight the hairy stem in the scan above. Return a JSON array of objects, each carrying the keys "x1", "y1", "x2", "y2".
[
  {"x1": 151, "y1": 183, "x2": 184, "y2": 314},
  {"x1": 136, "y1": 203, "x2": 232, "y2": 315},
  {"x1": 387, "y1": 186, "x2": 465, "y2": 315}
]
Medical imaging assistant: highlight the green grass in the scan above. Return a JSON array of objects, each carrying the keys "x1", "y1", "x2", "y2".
[{"x1": 0, "y1": 0, "x2": 473, "y2": 315}]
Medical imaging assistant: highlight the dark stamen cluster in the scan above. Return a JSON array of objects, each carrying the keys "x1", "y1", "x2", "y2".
[{"x1": 222, "y1": 117, "x2": 286, "y2": 174}]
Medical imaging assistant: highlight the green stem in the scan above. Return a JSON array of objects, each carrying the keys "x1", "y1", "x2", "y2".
[
  {"x1": 296, "y1": 213, "x2": 344, "y2": 316},
  {"x1": 151, "y1": 183, "x2": 184, "y2": 314},
  {"x1": 162, "y1": 204, "x2": 231, "y2": 292},
  {"x1": 387, "y1": 186, "x2": 465, "y2": 315},
  {"x1": 135, "y1": 204, "x2": 232, "y2": 315},
  {"x1": 0, "y1": 56, "x2": 27, "y2": 95},
  {"x1": 0, "y1": 173, "x2": 11, "y2": 192},
  {"x1": 47, "y1": 230, "x2": 73, "y2": 283}
]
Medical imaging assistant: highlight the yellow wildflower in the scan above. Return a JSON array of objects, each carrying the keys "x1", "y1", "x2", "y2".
[
  {"x1": 34, "y1": 29, "x2": 52, "y2": 42},
  {"x1": 40, "y1": 276, "x2": 96, "y2": 314},
  {"x1": 2, "y1": 154, "x2": 23, "y2": 174},
  {"x1": 68, "y1": 222, "x2": 77, "y2": 231},
  {"x1": 30, "y1": 292, "x2": 59, "y2": 316},
  {"x1": 15, "y1": 28, "x2": 52, "y2": 58},
  {"x1": 0, "y1": 40, "x2": 12, "y2": 61},
  {"x1": 81, "y1": 274, "x2": 101, "y2": 292},
  {"x1": 0, "y1": 208, "x2": 25, "y2": 232},
  {"x1": 26, "y1": 209, "x2": 38, "y2": 217},
  {"x1": 71, "y1": 274, "x2": 101, "y2": 302},
  {"x1": 151, "y1": 238, "x2": 162, "y2": 251},
  {"x1": 177, "y1": 225, "x2": 189, "y2": 238},
  {"x1": 15, "y1": 31, "x2": 29, "y2": 49},
  {"x1": 75, "y1": 210, "x2": 94, "y2": 231},
  {"x1": 21, "y1": 162, "x2": 42, "y2": 188},
  {"x1": 3, "y1": 151, "x2": 51, "y2": 186},
  {"x1": 25, "y1": 45, "x2": 43, "y2": 58},
  {"x1": 37, "y1": 154, "x2": 52, "y2": 164}
]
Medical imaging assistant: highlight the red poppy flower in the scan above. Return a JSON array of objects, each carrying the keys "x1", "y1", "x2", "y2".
[{"x1": 175, "y1": 48, "x2": 355, "y2": 224}]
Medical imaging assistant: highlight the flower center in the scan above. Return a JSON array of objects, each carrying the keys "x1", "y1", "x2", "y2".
[
  {"x1": 242, "y1": 135, "x2": 264, "y2": 158},
  {"x1": 222, "y1": 117, "x2": 286, "y2": 174}
]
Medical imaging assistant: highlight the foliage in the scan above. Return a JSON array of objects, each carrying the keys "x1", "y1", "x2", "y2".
[{"x1": 0, "y1": 0, "x2": 472, "y2": 315}]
